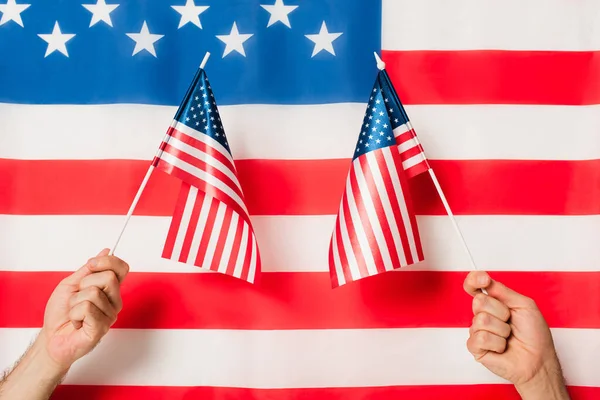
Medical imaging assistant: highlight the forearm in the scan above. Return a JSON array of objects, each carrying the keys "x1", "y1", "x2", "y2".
[
  {"x1": 0, "y1": 335, "x2": 68, "y2": 400},
  {"x1": 516, "y1": 359, "x2": 570, "y2": 400}
]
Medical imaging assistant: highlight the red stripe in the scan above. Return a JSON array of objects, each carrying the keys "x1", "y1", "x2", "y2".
[
  {"x1": 396, "y1": 129, "x2": 414, "y2": 144},
  {"x1": 389, "y1": 147, "x2": 424, "y2": 261},
  {"x1": 210, "y1": 206, "x2": 234, "y2": 271},
  {"x1": 400, "y1": 143, "x2": 425, "y2": 162},
  {"x1": 333, "y1": 218, "x2": 353, "y2": 287},
  {"x1": 161, "y1": 183, "x2": 189, "y2": 259},
  {"x1": 349, "y1": 163, "x2": 386, "y2": 275},
  {"x1": 358, "y1": 155, "x2": 401, "y2": 270},
  {"x1": 158, "y1": 142, "x2": 244, "y2": 200},
  {"x1": 381, "y1": 50, "x2": 600, "y2": 105},
  {"x1": 159, "y1": 164, "x2": 249, "y2": 224},
  {"x1": 50, "y1": 384, "x2": 597, "y2": 400},
  {"x1": 167, "y1": 126, "x2": 236, "y2": 173},
  {"x1": 376, "y1": 149, "x2": 414, "y2": 264},
  {"x1": 2, "y1": 158, "x2": 600, "y2": 216},
  {"x1": 341, "y1": 191, "x2": 370, "y2": 278},
  {"x1": 2, "y1": 271, "x2": 600, "y2": 329},
  {"x1": 193, "y1": 196, "x2": 219, "y2": 267},
  {"x1": 239, "y1": 223, "x2": 254, "y2": 282},
  {"x1": 177, "y1": 186, "x2": 201, "y2": 263},
  {"x1": 225, "y1": 215, "x2": 245, "y2": 276},
  {"x1": 405, "y1": 160, "x2": 431, "y2": 179}
]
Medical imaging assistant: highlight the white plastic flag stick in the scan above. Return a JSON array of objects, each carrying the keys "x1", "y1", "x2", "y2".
[
  {"x1": 373, "y1": 52, "x2": 485, "y2": 291},
  {"x1": 110, "y1": 52, "x2": 211, "y2": 255}
]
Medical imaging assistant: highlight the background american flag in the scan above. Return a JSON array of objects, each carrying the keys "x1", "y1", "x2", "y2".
[{"x1": 1, "y1": 0, "x2": 600, "y2": 398}]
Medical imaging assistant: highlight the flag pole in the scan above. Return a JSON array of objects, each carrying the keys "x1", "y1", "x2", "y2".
[
  {"x1": 373, "y1": 52, "x2": 486, "y2": 291},
  {"x1": 110, "y1": 52, "x2": 211, "y2": 256}
]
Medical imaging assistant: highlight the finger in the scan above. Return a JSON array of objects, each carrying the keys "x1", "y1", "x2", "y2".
[
  {"x1": 68, "y1": 301, "x2": 113, "y2": 342},
  {"x1": 470, "y1": 312, "x2": 512, "y2": 338},
  {"x1": 70, "y1": 286, "x2": 116, "y2": 322},
  {"x1": 467, "y1": 330, "x2": 507, "y2": 360},
  {"x1": 88, "y1": 255, "x2": 130, "y2": 283},
  {"x1": 486, "y1": 279, "x2": 537, "y2": 310},
  {"x1": 79, "y1": 271, "x2": 123, "y2": 312},
  {"x1": 463, "y1": 271, "x2": 491, "y2": 296},
  {"x1": 60, "y1": 265, "x2": 93, "y2": 286},
  {"x1": 60, "y1": 249, "x2": 110, "y2": 286},
  {"x1": 472, "y1": 292, "x2": 511, "y2": 322}
]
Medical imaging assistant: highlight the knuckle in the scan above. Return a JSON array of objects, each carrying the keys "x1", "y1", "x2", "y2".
[
  {"x1": 474, "y1": 331, "x2": 489, "y2": 347},
  {"x1": 475, "y1": 312, "x2": 490, "y2": 327},
  {"x1": 473, "y1": 293, "x2": 487, "y2": 311},
  {"x1": 524, "y1": 297, "x2": 537, "y2": 309},
  {"x1": 106, "y1": 271, "x2": 119, "y2": 287},
  {"x1": 496, "y1": 338, "x2": 507, "y2": 353},
  {"x1": 500, "y1": 307, "x2": 511, "y2": 322},
  {"x1": 82, "y1": 300, "x2": 95, "y2": 314},
  {"x1": 122, "y1": 261, "x2": 130, "y2": 274},
  {"x1": 89, "y1": 286, "x2": 103, "y2": 300}
]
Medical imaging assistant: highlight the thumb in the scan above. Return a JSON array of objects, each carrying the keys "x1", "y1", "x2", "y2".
[
  {"x1": 61, "y1": 249, "x2": 110, "y2": 285},
  {"x1": 96, "y1": 248, "x2": 110, "y2": 257},
  {"x1": 486, "y1": 279, "x2": 532, "y2": 309}
]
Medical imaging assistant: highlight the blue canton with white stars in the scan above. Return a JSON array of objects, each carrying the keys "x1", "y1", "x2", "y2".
[
  {"x1": 177, "y1": 69, "x2": 231, "y2": 154},
  {"x1": 0, "y1": 0, "x2": 381, "y2": 106},
  {"x1": 353, "y1": 70, "x2": 409, "y2": 160}
]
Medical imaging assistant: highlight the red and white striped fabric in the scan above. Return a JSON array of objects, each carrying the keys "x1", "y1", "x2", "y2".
[
  {"x1": 396, "y1": 121, "x2": 430, "y2": 178},
  {"x1": 329, "y1": 69, "x2": 425, "y2": 287},
  {"x1": 152, "y1": 69, "x2": 260, "y2": 283},
  {"x1": 2, "y1": 1, "x2": 600, "y2": 399}
]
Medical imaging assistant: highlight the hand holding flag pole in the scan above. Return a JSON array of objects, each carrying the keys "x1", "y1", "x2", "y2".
[
  {"x1": 110, "y1": 52, "x2": 212, "y2": 256},
  {"x1": 373, "y1": 52, "x2": 486, "y2": 293}
]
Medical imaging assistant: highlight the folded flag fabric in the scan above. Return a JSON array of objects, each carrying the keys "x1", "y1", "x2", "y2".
[
  {"x1": 329, "y1": 69, "x2": 429, "y2": 287},
  {"x1": 153, "y1": 67, "x2": 260, "y2": 283}
]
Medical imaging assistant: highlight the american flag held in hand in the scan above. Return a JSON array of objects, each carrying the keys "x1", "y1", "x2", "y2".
[
  {"x1": 152, "y1": 66, "x2": 260, "y2": 283},
  {"x1": 329, "y1": 67, "x2": 430, "y2": 287}
]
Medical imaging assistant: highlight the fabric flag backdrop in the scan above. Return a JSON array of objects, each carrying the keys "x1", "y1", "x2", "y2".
[{"x1": 1, "y1": 0, "x2": 599, "y2": 399}]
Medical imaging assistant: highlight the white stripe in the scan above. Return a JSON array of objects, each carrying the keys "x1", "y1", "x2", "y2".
[
  {"x1": 162, "y1": 134, "x2": 241, "y2": 192},
  {"x1": 383, "y1": 0, "x2": 600, "y2": 51},
  {"x1": 218, "y1": 212, "x2": 240, "y2": 275},
  {"x1": 158, "y1": 151, "x2": 247, "y2": 214},
  {"x1": 185, "y1": 193, "x2": 213, "y2": 264},
  {"x1": 4, "y1": 104, "x2": 600, "y2": 161},
  {"x1": 330, "y1": 228, "x2": 346, "y2": 286},
  {"x1": 2, "y1": 214, "x2": 600, "y2": 273},
  {"x1": 398, "y1": 139, "x2": 418, "y2": 153},
  {"x1": 397, "y1": 137, "x2": 418, "y2": 154},
  {"x1": 338, "y1": 204, "x2": 362, "y2": 280},
  {"x1": 200, "y1": 203, "x2": 227, "y2": 271},
  {"x1": 0, "y1": 327, "x2": 595, "y2": 386},
  {"x1": 345, "y1": 163, "x2": 379, "y2": 276},
  {"x1": 232, "y1": 222, "x2": 249, "y2": 279},
  {"x1": 353, "y1": 160, "x2": 395, "y2": 271},
  {"x1": 366, "y1": 152, "x2": 408, "y2": 266},
  {"x1": 393, "y1": 123, "x2": 410, "y2": 137},
  {"x1": 247, "y1": 233, "x2": 258, "y2": 283},
  {"x1": 381, "y1": 148, "x2": 420, "y2": 262},
  {"x1": 170, "y1": 187, "x2": 198, "y2": 261},
  {"x1": 402, "y1": 152, "x2": 427, "y2": 171},
  {"x1": 172, "y1": 122, "x2": 234, "y2": 166}
]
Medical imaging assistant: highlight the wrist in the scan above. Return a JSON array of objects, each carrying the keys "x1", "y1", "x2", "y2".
[
  {"x1": 0, "y1": 332, "x2": 69, "y2": 399},
  {"x1": 29, "y1": 333, "x2": 71, "y2": 380},
  {"x1": 515, "y1": 358, "x2": 569, "y2": 400}
]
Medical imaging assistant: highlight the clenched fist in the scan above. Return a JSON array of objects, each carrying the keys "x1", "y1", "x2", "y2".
[
  {"x1": 39, "y1": 248, "x2": 129, "y2": 369},
  {"x1": 0, "y1": 249, "x2": 130, "y2": 400},
  {"x1": 464, "y1": 271, "x2": 570, "y2": 400}
]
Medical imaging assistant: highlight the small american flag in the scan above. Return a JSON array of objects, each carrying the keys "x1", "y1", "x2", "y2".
[
  {"x1": 153, "y1": 67, "x2": 260, "y2": 283},
  {"x1": 329, "y1": 68, "x2": 429, "y2": 287}
]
